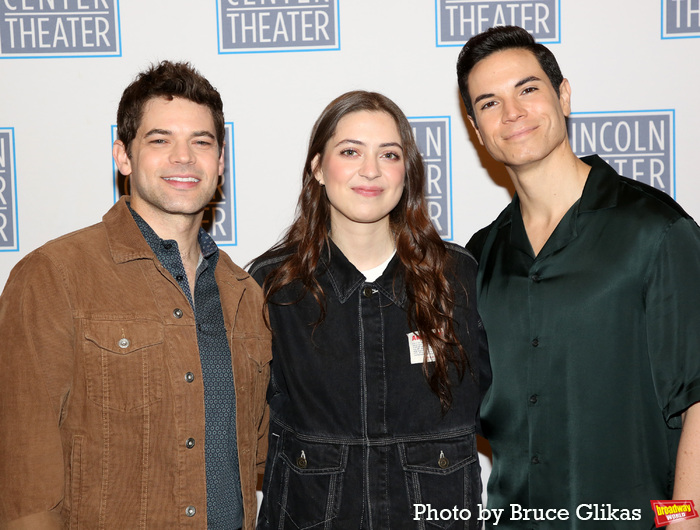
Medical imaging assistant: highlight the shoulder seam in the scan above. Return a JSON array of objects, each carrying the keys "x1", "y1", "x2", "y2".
[{"x1": 248, "y1": 253, "x2": 291, "y2": 276}]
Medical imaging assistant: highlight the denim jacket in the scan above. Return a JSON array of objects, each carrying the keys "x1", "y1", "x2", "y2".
[
  {"x1": 251, "y1": 242, "x2": 490, "y2": 529},
  {"x1": 0, "y1": 197, "x2": 271, "y2": 529}
]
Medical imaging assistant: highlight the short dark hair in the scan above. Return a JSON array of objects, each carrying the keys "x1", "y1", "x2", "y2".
[
  {"x1": 116, "y1": 60, "x2": 225, "y2": 155},
  {"x1": 456, "y1": 25, "x2": 564, "y2": 123}
]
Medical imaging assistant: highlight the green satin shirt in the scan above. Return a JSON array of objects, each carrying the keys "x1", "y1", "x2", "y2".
[{"x1": 469, "y1": 155, "x2": 700, "y2": 529}]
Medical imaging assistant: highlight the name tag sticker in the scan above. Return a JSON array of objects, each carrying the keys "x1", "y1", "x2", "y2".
[{"x1": 407, "y1": 331, "x2": 435, "y2": 364}]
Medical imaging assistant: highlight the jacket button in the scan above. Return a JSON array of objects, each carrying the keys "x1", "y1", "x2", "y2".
[
  {"x1": 185, "y1": 372, "x2": 195, "y2": 383},
  {"x1": 186, "y1": 438, "x2": 195, "y2": 449},
  {"x1": 297, "y1": 450, "x2": 307, "y2": 469},
  {"x1": 438, "y1": 451, "x2": 449, "y2": 469},
  {"x1": 118, "y1": 338, "x2": 130, "y2": 349},
  {"x1": 185, "y1": 505, "x2": 196, "y2": 517},
  {"x1": 362, "y1": 286, "x2": 373, "y2": 298},
  {"x1": 173, "y1": 308, "x2": 183, "y2": 319}
]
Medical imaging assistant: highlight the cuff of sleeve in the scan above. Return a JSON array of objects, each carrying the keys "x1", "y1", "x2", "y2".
[{"x1": 665, "y1": 381, "x2": 700, "y2": 429}]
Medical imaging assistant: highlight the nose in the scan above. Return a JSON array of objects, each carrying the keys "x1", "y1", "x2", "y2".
[
  {"x1": 170, "y1": 140, "x2": 195, "y2": 164},
  {"x1": 359, "y1": 155, "x2": 381, "y2": 179},
  {"x1": 502, "y1": 98, "x2": 525, "y2": 122}
]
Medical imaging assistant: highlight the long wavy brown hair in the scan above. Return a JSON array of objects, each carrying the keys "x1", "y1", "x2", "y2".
[{"x1": 259, "y1": 90, "x2": 470, "y2": 412}]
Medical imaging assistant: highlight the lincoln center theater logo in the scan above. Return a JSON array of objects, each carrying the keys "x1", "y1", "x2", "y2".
[
  {"x1": 409, "y1": 117, "x2": 453, "y2": 240},
  {"x1": 662, "y1": 0, "x2": 700, "y2": 38},
  {"x1": 569, "y1": 110, "x2": 676, "y2": 198},
  {"x1": 112, "y1": 124, "x2": 238, "y2": 246},
  {"x1": 0, "y1": 0, "x2": 121, "y2": 58},
  {"x1": 217, "y1": 0, "x2": 339, "y2": 53},
  {"x1": 435, "y1": 0, "x2": 560, "y2": 46},
  {"x1": 0, "y1": 128, "x2": 18, "y2": 251}
]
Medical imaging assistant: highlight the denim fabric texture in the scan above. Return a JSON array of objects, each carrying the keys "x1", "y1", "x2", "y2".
[{"x1": 251, "y1": 241, "x2": 490, "y2": 529}]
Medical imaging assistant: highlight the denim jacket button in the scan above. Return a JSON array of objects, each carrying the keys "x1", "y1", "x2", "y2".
[
  {"x1": 185, "y1": 438, "x2": 195, "y2": 449},
  {"x1": 185, "y1": 505, "x2": 196, "y2": 517},
  {"x1": 438, "y1": 451, "x2": 449, "y2": 469},
  {"x1": 173, "y1": 308, "x2": 184, "y2": 319},
  {"x1": 297, "y1": 450, "x2": 308, "y2": 468},
  {"x1": 362, "y1": 286, "x2": 373, "y2": 298},
  {"x1": 185, "y1": 372, "x2": 195, "y2": 383}
]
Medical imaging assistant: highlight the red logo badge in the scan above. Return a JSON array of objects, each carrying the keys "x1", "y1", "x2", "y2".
[{"x1": 650, "y1": 500, "x2": 698, "y2": 527}]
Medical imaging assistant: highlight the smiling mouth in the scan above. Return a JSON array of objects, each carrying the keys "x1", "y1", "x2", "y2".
[
  {"x1": 505, "y1": 126, "x2": 538, "y2": 140},
  {"x1": 163, "y1": 176, "x2": 200, "y2": 183},
  {"x1": 352, "y1": 187, "x2": 383, "y2": 197}
]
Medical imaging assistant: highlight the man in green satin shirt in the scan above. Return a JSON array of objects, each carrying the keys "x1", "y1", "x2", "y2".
[{"x1": 457, "y1": 26, "x2": 700, "y2": 528}]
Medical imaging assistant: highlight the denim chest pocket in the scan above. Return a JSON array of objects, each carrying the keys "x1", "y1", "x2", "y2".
[
  {"x1": 83, "y1": 320, "x2": 164, "y2": 412},
  {"x1": 400, "y1": 434, "x2": 480, "y2": 529},
  {"x1": 267, "y1": 434, "x2": 348, "y2": 529}
]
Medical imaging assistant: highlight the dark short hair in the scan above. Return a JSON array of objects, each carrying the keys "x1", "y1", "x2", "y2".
[
  {"x1": 116, "y1": 60, "x2": 225, "y2": 155},
  {"x1": 456, "y1": 25, "x2": 564, "y2": 123}
]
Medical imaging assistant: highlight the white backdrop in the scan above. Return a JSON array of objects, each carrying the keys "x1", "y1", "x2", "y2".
[
  {"x1": 1, "y1": 0, "x2": 698, "y2": 292},
  {"x1": 1, "y1": 0, "x2": 699, "y2": 512}
]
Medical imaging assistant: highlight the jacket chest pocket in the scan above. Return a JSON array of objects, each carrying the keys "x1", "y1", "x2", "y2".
[
  {"x1": 83, "y1": 320, "x2": 164, "y2": 412},
  {"x1": 400, "y1": 433, "x2": 480, "y2": 529}
]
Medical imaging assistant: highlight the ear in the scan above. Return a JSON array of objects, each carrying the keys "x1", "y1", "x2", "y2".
[
  {"x1": 311, "y1": 154, "x2": 324, "y2": 185},
  {"x1": 218, "y1": 141, "x2": 226, "y2": 176},
  {"x1": 558, "y1": 78, "x2": 572, "y2": 117},
  {"x1": 467, "y1": 115, "x2": 485, "y2": 146},
  {"x1": 113, "y1": 140, "x2": 132, "y2": 175}
]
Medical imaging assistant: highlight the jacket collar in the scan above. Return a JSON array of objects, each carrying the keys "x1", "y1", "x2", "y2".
[
  {"x1": 319, "y1": 239, "x2": 407, "y2": 308},
  {"x1": 102, "y1": 196, "x2": 249, "y2": 281},
  {"x1": 103, "y1": 196, "x2": 159, "y2": 264}
]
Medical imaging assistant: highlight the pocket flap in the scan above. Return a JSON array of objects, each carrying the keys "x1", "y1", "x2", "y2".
[
  {"x1": 402, "y1": 435, "x2": 476, "y2": 474},
  {"x1": 84, "y1": 320, "x2": 164, "y2": 355},
  {"x1": 280, "y1": 436, "x2": 347, "y2": 474}
]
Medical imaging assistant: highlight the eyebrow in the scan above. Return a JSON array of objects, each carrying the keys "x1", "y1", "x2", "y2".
[
  {"x1": 143, "y1": 129, "x2": 216, "y2": 140},
  {"x1": 473, "y1": 75, "x2": 544, "y2": 106},
  {"x1": 333, "y1": 138, "x2": 403, "y2": 150}
]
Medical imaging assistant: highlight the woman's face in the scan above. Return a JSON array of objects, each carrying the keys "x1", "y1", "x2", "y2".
[{"x1": 314, "y1": 110, "x2": 406, "y2": 234}]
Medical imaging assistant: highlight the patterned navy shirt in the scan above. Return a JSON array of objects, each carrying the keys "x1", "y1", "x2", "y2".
[{"x1": 129, "y1": 206, "x2": 242, "y2": 529}]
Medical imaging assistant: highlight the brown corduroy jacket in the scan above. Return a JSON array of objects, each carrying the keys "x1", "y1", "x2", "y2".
[{"x1": 0, "y1": 197, "x2": 271, "y2": 529}]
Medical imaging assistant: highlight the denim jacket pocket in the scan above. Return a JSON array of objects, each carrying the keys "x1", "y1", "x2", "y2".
[
  {"x1": 265, "y1": 432, "x2": 348, "y2": 529},
  {"x1": 400, "y1": 432, "x2": 480, "y2": 529},
  {"x1": 83, "y1": 319, "x2": 164, "y2": 412}
]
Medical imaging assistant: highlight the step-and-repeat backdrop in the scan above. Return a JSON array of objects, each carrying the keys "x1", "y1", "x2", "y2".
[
  {"x1": 1, "y1": 0, "x2": 698, "y2": 507},
  {"x1": 1, "y1": 0, "x2": 698, "y2": 285}
]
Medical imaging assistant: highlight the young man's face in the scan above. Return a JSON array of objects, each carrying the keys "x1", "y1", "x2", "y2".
[
  {"x1": 113, "y1": 96, "x2": 224, "y2": 224},
  {"x1": 467, "y1": 48, "x2": 571, "y2": 171}
]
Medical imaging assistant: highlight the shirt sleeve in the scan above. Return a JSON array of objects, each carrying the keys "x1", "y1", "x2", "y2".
[
  {"x1": 645, "y1": 216, "x2": 700, "y2": 428},
  {"x1": 0, "y1": 251, "x2": 74, "y2": 526}
]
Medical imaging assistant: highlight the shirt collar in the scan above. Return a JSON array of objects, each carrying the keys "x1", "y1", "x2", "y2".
[
  {"x1": 103, "y1": 196, "x2": 221, "y2": 265},
  {"x1": 127, "y1": 202, "x2": 219, "y2": 262},
  {"x1": 496, "y1": 155, "x2": 620, "y2": 258},
  {"x1": 498, "y1": 155, "x2": 618, "y2": 225},
  {"x1": 319, "y1": 239, "x2": 407, "y2": 308}
]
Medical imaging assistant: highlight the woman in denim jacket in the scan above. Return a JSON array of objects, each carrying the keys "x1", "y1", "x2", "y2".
[{"x1": 251, "y1": 91, "x2": 490, "y2": 529}]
